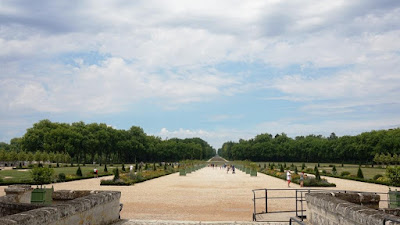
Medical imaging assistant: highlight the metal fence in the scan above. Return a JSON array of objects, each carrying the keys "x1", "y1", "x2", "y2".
[{"x1": 252, "y1": 188, "x2": 392, "y2": 223}]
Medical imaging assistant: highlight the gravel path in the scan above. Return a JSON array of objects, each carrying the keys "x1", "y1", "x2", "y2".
[{"x1": 0, "y1": 167, "x2": 394, "y2": 221}]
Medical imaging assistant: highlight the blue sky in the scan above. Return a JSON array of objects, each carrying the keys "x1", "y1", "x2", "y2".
[{"x1": 1, "y1": 0, "x2": 400, "y2": 148}]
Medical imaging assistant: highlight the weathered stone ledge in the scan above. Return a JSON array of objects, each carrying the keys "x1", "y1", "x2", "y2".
[
  {"x1": 0, "y1": 190, "x2": 121, "y2": 225},
  {"x1": 306, "y1": 193, "x2": 400, "y2": 225}
]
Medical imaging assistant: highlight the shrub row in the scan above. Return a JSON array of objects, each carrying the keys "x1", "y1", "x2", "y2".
[{"x1": 261, "y1": 169, "x2": 336, "y2": 187}]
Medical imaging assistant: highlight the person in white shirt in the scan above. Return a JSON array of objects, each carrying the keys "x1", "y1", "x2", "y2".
[{"x1": 286, "y1": 170, "x2": 291, "y2": 187}]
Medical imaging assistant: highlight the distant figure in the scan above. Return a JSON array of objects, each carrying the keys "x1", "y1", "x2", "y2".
[
  {"x1": 129, "y1": 165, "x2": 133, "y2": 173},
  {"x1": 94, "y1": 168, "x2": 98, "y2": 178},
  {"x1": 300, "y1": 172, "x2": 305, "y2": 187},
  {"x1": 287, "y1": 170, "x2": 291, "y2": 187},
  {"x1": 227, "y1": 165, "x2": 230, "y2": 173},
  {"x1": 232, "y1": 165, "x2": 235, "y2": 174}
]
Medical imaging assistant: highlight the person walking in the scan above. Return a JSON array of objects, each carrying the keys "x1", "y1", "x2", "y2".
[
  {"x1": 94, "y1": 168, "x2": 98, "y2": 178},
  {"x1": 300, "y1": 172, "x2": 304, "y2": 187},
  {"x1": 286, "y1": 170, "x2": 292, "y2": 187}
]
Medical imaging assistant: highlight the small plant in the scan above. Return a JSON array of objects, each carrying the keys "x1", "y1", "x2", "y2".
[
  {"x1": 373, "y1": 174, "x2": 383, "y2": 180},
  {"x1": 122, "y1": 164, "x2": 126, "y2": 172},
  {"x1": 332, "y1": 165, "x2": 337, "y2": 175},
  {"x1": 104, "y1": 164, "x2": 108, "y2": 172},
  {"x1": 294, "y1": 166, "x2": 298, "y2": 174},
  {"x1": 58, "y1": 173, "x2": 66, "y2": 182},
  {"x1": 113, "y1": 168, "x2": 120, "y2": 181},
  {"x1": 144, "y1": 163, "x2": 148, "y2": 170},
  {"x1": 283, "y1": 163, "x2": 286, "y2": 168},
  {"x1": 317, "y1": 162, "x2": 320, "y2": 167},
  {"x1": 31, "y1": 167, "x2": 55, "y2": 187},
  {"x1": 56, "y1": 162, "x2": 59, "y2": 167},
  {"x1": 135, "y1": 163, "x2": 138, "y2": 171},
  {"x1": 301, "y1": 163, "x2": 305, "y2": 170},
  {"x1": 264, "y1": 163, "x2": 266, "y2": 169},
  {"x1": 76, "y1": 166, "x2": 82, "y2": 177},
  {"x1": 314, "y1": 166, "x2": 321, "y2": 180},
  {"x1": 280, "y1": 164, "x2": 284, "y2": 172},
  {"x1": 340, "y1": 171, "x2": 351, "y2": 176},
  {"x1": 153, "y1": 163, "x2": 156, "y2": 171},
  {"x1": 357, "y1": 166, "x2": 364, "y2": 179}
]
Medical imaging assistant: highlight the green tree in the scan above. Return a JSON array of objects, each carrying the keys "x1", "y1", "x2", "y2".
[
  {"x1": 332, "y1": 165, "x2": 337, "y2": 175},
  {"x1": 357, "y1": 166, "x2": 364, "y2": 179},
  {"x1": 386, "y1": 166, "x2": 400, "y2": 186},
  {"x1": 76, "y1": 166, "x2": 82, "y2": 177},
  {"x1": 31, "y1": 167, "x2": 55, "y2": 187}
]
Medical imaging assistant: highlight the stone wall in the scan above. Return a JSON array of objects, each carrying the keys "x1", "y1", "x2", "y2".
[
  {"x1": 306, "y1": 192, "x2": 400, "y2": 225},
  {"x1": 0, "y1": 188, "x2": 121, "y2": 225}
]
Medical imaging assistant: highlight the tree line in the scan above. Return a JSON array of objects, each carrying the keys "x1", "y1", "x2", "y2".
[
  {"x1": 0, "y1": 120, "x2": 215, "y2": 164},
  {"x1": 218, "y1": 128, "x2": 400, "y2": 164}
]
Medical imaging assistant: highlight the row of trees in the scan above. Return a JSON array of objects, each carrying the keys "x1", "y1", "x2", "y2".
[
  {"x1": 0, "y1": 150, "x2": 71, "y2": 164},
  {"x1": 218, "y1": 128, "x2": 400, "y2": 163},
  {"x1": 0, "y1": 120, "x2": 215, "y2": 164}
]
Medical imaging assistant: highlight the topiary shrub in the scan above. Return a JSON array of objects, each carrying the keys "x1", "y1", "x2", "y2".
[
  {"x1": 301, "y1": 163, "x2": 305, "y2": 170},
  {"x1": 76, "y1": 166, "x2": 82, "y2": 177},
  {"x1": 122, "y1": 164, "x2": 126, "y2": 171},
  {"x1": 113, "y1": 168, "x2": 120, "y2": 181},
  {"x1": 58, "y1": 173, "x2": 66, "y2": 182},
  {"x1": 280, "y1": 164, "x2": 284, "y2": 172},
  {"x1": 104, "y1": 164, "x2": 108, "y2": 172},
  {"x1": 314, "y1": 166, "x2": 321, "y2": 180},
  {"x1": 30, "y1": 167, "x2": 55, "y2": 187},
  {"x1": 357, "y1": 166, "x2": 364, "y2": 179},
  {"x1": 332, "y1": 165, "x2": 337, "y2": 175}
]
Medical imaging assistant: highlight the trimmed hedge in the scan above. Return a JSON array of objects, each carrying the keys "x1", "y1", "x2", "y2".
[{"x1": 261, "y1": 169, "x2": 336, "y2": 187}]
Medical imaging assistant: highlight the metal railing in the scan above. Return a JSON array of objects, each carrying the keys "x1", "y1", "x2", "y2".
[
  {"x1": 252, "y1": 188, "x2": 391, "y2": 222},
  {"x1": 289, "y1": 217, "x2": 306, "y2": 225}
]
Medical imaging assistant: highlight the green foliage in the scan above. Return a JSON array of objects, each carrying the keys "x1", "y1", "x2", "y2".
[
  {"x1": 76, "y1": 166, "x2": 82, "y2": 177},
  {"x1": 280, "y1": 164, "x2": 284, "y2": 172},
  {"x1": 218, "y1": 129, "x2": 400, "y2": 164},
  {"x1": 153, "y1": 163, "x2": 156, "y2": 171},
  {"x1": 58, "y1": 173, "x2": 66, "y2": 182},
  {"x1": 113, "y1": 168, "x2": 120, "y2": 181},
  {"x1": 373, "y1": 174, "x2": 383, "y2": 180},
  {"x1": 104, "y1": 164, "x2": 108, "y2": 172},
  {"x1": 314, "y1": 166, "x2": 321, "y2": 180},
  {"x1": 30, "y1": 167, "x2": 54, "y2": 185},
  {"x1": 357, "y1": 166, "x2": 364, "y2": 179},
  {"x1": 122, "y1": 164, "x2": 125, "y2": 171},
  {"x1": 301, "y1": 163, "x2": 305, "y2": 170},
  {"x1": 340, "y1": 171, "x2": 351, "y2": 176},
  {"x1": 332, "y1": 165, "x2": 337, "y2": 175},
  {"x1": 386, "y1": 166, "x2": 400, "y2": 186},
  {"x1": 19, "y1": 120, "x2": 215, "y2": 165},
  {"x1": 294, "y1": 166, "x2": 298, "y2": 174}
]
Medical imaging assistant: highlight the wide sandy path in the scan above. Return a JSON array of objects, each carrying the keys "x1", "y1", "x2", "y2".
[{"x1": 0, "y1": 167, "x2": 394, "y2": 221}]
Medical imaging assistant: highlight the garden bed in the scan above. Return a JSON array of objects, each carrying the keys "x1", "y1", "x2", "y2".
[{"x1": 261, "y1": 169, "x2": 336, "y2": 187}]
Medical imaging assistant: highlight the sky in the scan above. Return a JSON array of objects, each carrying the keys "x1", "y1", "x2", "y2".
[{"x1": 1, "y1": 0, "x2": 400, "y2": 149}]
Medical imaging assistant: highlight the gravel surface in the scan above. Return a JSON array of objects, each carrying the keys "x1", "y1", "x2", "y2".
[{"x1": 0, "y1": 167, "x2": 394, "y2": 221}]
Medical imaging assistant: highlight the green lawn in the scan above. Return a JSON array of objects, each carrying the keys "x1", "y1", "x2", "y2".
[
  {"x1": 0, "y1": 164, "x2": 124, "y2": 183},
  {"x1": 256, "y1": 162, "x2": 386, "y2": 180}
]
